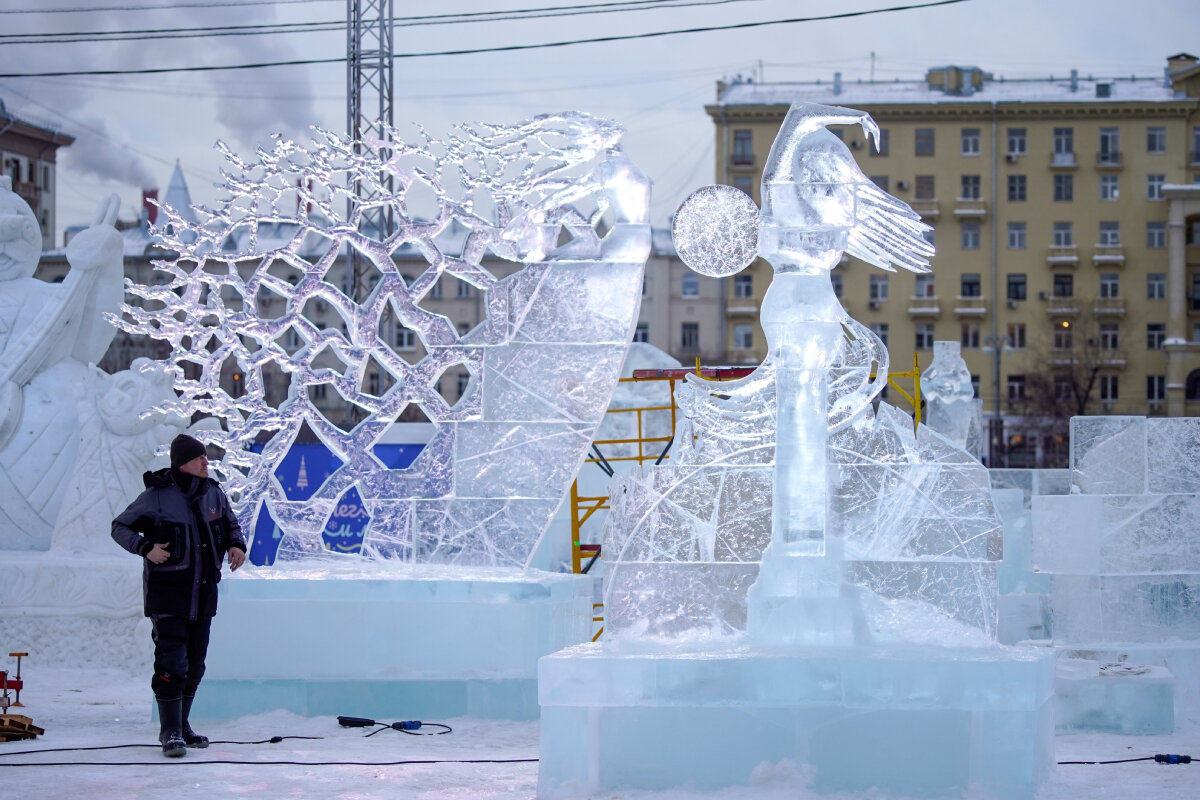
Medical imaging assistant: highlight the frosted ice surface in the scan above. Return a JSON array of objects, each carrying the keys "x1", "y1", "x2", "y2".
[
  {"x1": 1031, "y1": 495, "x2": 1102, "y2": 574},
  {"x1": 1050, "y1": 573, "x2": 1200, "y2": 644},
  {"x1": 114, "y1": 114, "x2": 650, "y2": 567},
  {"x1": 671, "y1": 185, "x2": 759, "y2": 277},
  {"x1": 1070, "y1": 416, "x2": 1146, "y2": 495},
  {"x1": 921, "y1": 341, "x2": 976, "y2": 453},
  {"x1": 1147, "y1": 417, "x2": 1200, "y2": 494}
]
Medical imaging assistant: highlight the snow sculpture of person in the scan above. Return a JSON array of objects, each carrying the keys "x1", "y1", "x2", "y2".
[
  {"x1": 920, "y1": 341, "x2": 977, "y2": 454},
  {"x1": 0, "y1": 178, "x2": 124, "y2": 549}
]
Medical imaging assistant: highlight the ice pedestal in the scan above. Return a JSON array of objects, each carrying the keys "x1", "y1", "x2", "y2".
[
  {"x1": 538, "y1": 641, "x2": 1055, "y2": 799},
  {"x1": 1055, "y1": 658, "x2": 1174, "y2": 734},
  {"x1": 199, "y1": 565, "x2": 595, "y2": 721}
]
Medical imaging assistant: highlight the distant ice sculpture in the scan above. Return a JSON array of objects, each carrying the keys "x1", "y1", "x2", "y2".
[
  {"x1": 116, "y1": 114, "x2": 651, "y2": 567},
  {"x1": 0, "y1": 180, "x2": 128, "y2": 550},
  {"x1": 604, "y1": 103, "x2": 1004, "y2": 644},
  {"x1": 922, "y1": 340, "x2": 983, "y2": 458}
]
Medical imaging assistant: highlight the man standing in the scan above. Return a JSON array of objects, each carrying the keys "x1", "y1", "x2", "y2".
[{"x1": 112, "y1": 433, "x2": 246, "y2": 757}]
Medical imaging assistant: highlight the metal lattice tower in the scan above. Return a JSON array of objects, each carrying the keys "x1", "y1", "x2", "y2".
[{"x1": 346, "y1": 0, "x2": 395, "y2": 303}]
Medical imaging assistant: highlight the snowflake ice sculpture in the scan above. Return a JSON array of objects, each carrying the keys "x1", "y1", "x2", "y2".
[{"x1": 115, "y1": 113, "x2": 650, "y2": 567}]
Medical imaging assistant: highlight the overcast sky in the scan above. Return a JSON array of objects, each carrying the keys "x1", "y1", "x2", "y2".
[{"x1": 2, "y1": 0, "x2": 1198, "y2": 243}]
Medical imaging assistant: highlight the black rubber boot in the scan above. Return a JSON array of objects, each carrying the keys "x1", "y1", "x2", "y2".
[
  {"x1": 157, "y1": 699, "x2": 187, "y2": 758},
  {"x1": 181, "y1": 695, "x2": 209, "y2": 748}
]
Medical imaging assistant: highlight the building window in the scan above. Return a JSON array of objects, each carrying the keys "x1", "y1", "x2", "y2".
[
  {"x1": 1194, "y1": 322, "x2": 1200, "y2": 344},
  {"x1": 915, "y1": 323, "x2": 935, "y2": 350},
  {"x1": 960, "y1": 174, "x2": 981, "y2": 200},
  {"x1": 1148, "y1": 375, "x2": 1165, "y2": 405},
  {"x1": 1007, "y1": 127, "x2": 1026, "y2": 155},
  {"x1": 1008, "y1": 322, "x2": 1026, "y2": 349},
  {"x1": 1054, "y1": 323, "x2": 1073, "y2": 349},
  {"x1": 1147, "y1": 126, "x2": 1166, "y2": 154},
  {"x1": 1053, "y1": 127, "x2": 1074, "y2": 156},
  {"x1": 961, "y1": 128, "x2": 981, "y2": 156},
  {"x1": 1054, "y1": 374, "x2": 1073, "y2": 401},
  {"x1": 1053, "y1": 174, "x2": 1074, "y2": 202},
  {"x1": 366, "y1": 372, "x2": 381, "y2": 396},
  {"x1": 869, "y1": 175, "x2": 889, "y2": 192},
  {"x1": 961, "y1": 322, "x2": 980, "y2": 349},
  {"x1": 732, "y1": 130, "x2": 753, "y2": 165},
  {"x1": 681, "y1": 272, "x2": 700, "y2": 298},
  {"x1": 915, "y1": 273, "x2": 934, "y2": 298},
  {"x1": 1147, "y1": 174, "x2": 1165, "y2": 200},
  {"x1": 456, "y1": 280, "x2": 471, "y2": 299},
  {"x1": 915, "y1": 128, "x2": 935, "y2": 156},
  {"x1": 1053, "y1": 221, "x2": 1073, "y2": 247},
  {"x1": 732, "y1": 175, "x2": 753, "y2": 196},
  {"x1": 456, "y1": 372, "x2": 470, "y2": 399},
  {"x1": 831, "y1": 273, "x2": 843, "y2": 298},
  {"x1": 311, "y1": 383, "x2": 327, "y2": 400},
  {"x1": 1099, "y1": 322, "x2": 1119, "y2": 350},
  {"x1": 1100, "y1": 374, "x2": 1119, "y2": 402},
  {"x1": 1147, "y1": 323, "x2": 1166, "y2": 350},
  {"x1": 1099, "y1": 273, "x2": 1120, "y2": 299},
  {"x1": 733, "y1": 274, "x2": 753, "y2": 298},
  {"x1": 971, "y1": 374, "x2": 981, "y2": 398},
  {"x1": 633, "y1": 322, "x2": 649, "y2": 343},
  {"x1": 1100, "y1": 174, "x2": 1119, "y2": 201},
  {"x1": 394, "y1": 326, "x2": 416, "y2": 350},
  {"x1": 1007, "y1": 273, "x2": 1027, "y2": 301},
  {"x1": 914, "y1": 175, "x2": 935, "y2": 200},
  {"x1": 681, "y1": 322, "x2": 699, "y2": 350},
  {"x1": 733, "y1": 323, "x2": 753, "y2": 350},
  {"x1": 872, "y1": 128, "x2": 889, "y2": 156},
  {"x1": 1099, "y1": 221, "x2": 1120, "y2": 246},
  {"x1": 1053, "y1": 274, "x2": 1073, "y2": 298},
  {"x1": 961, "y1": 222, "x2": 980, "y2": 250},
  {"x1": 870, "y1": 322, "x2": 889, "y2": 347},
  {"x1": 1007, "y1": 221, "x2": 1027, "y2": 250},
  {"x1": 869, "y1": 274, "x2": 889, "y2": 301},
  {"x1": 960, "y1": 273, "x2": 981, "y2": 297},
  {"x1": 1147, "y1": 221, "x2": 1166, "y2": 248},
  {"x1": 1007, "y1": 175, "x2": 1026, "y2": 202},
  {"x1": 429, "y1": 278, "x2": 443, "y2": 300},
  {"x1": 1147, "y1": 273, "x2": 1166, "y2": 299},
  {"x1": 1098, "y1": 127, "x2": 1120, "y2": 164},
  {"x1": 1007, "y1": 375, "x2": 1026, "y2": 406}
]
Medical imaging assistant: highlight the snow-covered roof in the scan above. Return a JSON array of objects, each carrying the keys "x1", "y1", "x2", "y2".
[{"x1": 715, "y1": 75, "x2": 1183, "y2": 108}]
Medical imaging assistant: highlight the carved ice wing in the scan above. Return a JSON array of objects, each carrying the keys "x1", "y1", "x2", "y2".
[{"x1": 846, "y1": 179, "x2": 934, "y2": 274}]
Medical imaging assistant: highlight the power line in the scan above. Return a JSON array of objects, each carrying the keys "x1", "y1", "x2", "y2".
[
  {"x1": 0, "y1": 0, "x2": 770, "y2": 45},
  {"x1": 0, "y1": 0, "x2": 974, "y2": 79},
  {"x1": 0, "y1": 0, "x2": 336, "y2": 14}
]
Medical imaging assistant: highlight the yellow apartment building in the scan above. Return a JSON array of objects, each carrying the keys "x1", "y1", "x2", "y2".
[{"x1": 707, "y1": 52, "x2": 1200, "y2": 466}]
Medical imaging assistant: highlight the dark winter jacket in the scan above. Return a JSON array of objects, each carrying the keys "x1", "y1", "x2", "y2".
[{"x1": 111, "y1": 467, "x2": 246, "y2": 619}]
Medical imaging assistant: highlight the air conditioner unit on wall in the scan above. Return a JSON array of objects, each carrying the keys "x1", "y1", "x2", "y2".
[
  {"x1": 851, "y1": 140, "x2": 864, "y2": 149},
  {"x1": 896, "y1": 180, "x2": 910, "y2": 190},
  {"x1": 1006, "y1": 299, "x2": 1018, "y2": 309},
  {"x1": 1005, "y1": 153, "x2": 1018, "y2": 163},
  {"x1": 868, "y1": 299, "x2": 881, "y2": 310},
  {"x1": 1037, "y1": 291, "x2": 1049, "y2": 300}
]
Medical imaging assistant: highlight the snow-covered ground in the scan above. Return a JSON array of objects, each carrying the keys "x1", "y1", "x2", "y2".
[{"x1": 2, "y1": 668, "x2": 1198, "y2": 799}]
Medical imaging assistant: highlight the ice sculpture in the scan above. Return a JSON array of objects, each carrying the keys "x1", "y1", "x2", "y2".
[
  {"x1": 922, "y1": 340, "x2": 982, "y2": 456},
  {"x1": 116, "y1": 114, "x2": 650, "y2": 567},
  {"x1": 0, "y1": 181, "x2": 126, "y2": 549}
]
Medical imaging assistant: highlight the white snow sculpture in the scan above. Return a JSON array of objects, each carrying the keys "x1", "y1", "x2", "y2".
[
  {"x1": 921, "y1": 340, "x2": 983, "y2": 458},
  {"x1": 603, "y1": 103, "x2": 1004, "y2": 643},
  {"x1": 116, "y1": 114, "x2": 651, "y2": 567},
  {"x1": 51, "y1": 359, "x2": 188, "y2": 554},
  {"x1": 0, "y1": 180, "x2": 124, "y2": 550}
]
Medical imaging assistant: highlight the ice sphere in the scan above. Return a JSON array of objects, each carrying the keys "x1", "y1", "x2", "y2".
[
  {"x1": 1147, "y1": 417, "x2": 1200, "y2": 494},
  {"x1": 114, "y1": 114, "x2": 651, "y2": 568},
  {"x1": 1070, "y1": 416, "x2": 1146, "y2": 495}
]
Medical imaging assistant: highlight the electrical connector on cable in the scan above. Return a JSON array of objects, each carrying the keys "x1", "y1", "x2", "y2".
[
  {"x1": 337, "y1": 715, "x2": 452, "y2": 736},
  {"x1": 1155, "y1": 754, "x2": 1192, "y2": 764}
]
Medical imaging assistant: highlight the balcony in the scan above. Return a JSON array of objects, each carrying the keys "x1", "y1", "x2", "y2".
[
  {"x1": 953, "y1": 296, "x2": 988, "y2": 317},
  {"x1": 1092, "y1": 244, "x2": 1125, "y2": 265},
  {"x1": 1191, "y1": 151, "x2": 1200, "y2": 167},
  {"x1": 1050, "y1": 152, "x2": 1078, "y2": 169},
  {"x1": 1046, "y1": 349, "x2": 1076, "y2": 366},
  {"x1": 953, "y1": 198, "x2": 988, "y2": 219},
  {"x1": 1046, "y1": 245, "x2": 1079, "y2": 266},
  {"x1": 725, "y1": 300, "x2": 758, "y2": 316},
  {"x1": 1093, "y1": 297, "x2": 1126, "y2": 316},
  {"x1": 1095, "y1": 151, "x2": 1123, "y2": 169},
  {"x1": 909, "y1": 199, "x2": 940, "y2": 219},
  {"x1": 1043, "y1": 294, "x2": 1079, "y2": 315},
  {"x1": 1098, "y1": 348, "x2": 1128, "y2": 368},
  {"x1": 11, "y1": 180, "x2": 38, "y2": 201},
  {"x1": 907, "y1": 296, "x2": 941, "y2": 317},
  {"x1": 729, "y1": 152, "x2": 756, "y2": 169}
]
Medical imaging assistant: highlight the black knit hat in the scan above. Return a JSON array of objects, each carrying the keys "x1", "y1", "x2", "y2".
[{"x1": 170, "y1": 434, "x2": 207, "y2": 468}]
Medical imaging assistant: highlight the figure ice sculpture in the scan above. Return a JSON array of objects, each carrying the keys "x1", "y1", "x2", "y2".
[
  {"x1": 116, "y1": 114, "x2": 650, "y2": 567},
  {"x1": 0, "y1": 180, "x2": 126, "y2": 549},
  {"x1": 922, "y1": 340, "x2": 983, "y2": 458},
  {"x1": 603, "y1": 103, "x2": 1004, "y2": 644}
]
